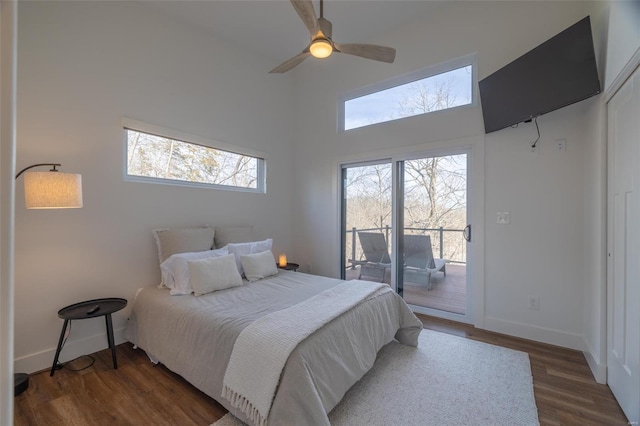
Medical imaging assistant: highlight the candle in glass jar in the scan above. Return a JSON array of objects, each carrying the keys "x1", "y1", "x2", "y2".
[{"x1": 278, "y1": 254, "x2": 287, "y2": 267}]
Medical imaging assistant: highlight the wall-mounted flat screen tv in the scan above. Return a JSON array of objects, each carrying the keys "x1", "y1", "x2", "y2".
[{"x1": 479, "y1": 16, "x2": 601, "y2": 134}]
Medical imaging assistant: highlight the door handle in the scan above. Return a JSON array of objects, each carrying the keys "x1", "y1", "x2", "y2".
[{"x1": 463, "y1": 224, "x2": 471, "y2": 242}]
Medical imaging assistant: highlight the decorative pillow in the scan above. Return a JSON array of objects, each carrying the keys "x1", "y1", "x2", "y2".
[
  {"x1": 153, "y1": 227, "x2": 215, "y2": 265},
  {"x1": 214, "y1": 226, "x2": 255, "y2": 248},
  {"x1": 241, "y1": 250, "x2": 278, "y2": 282},
  {"x1": 227, "y1": 239, "x2": 273, "y2": 276},
  {"x1": 188, "y1": 254, "x2": 243, "y2": 296},
  {"x1": 161, "y1": 247, "x2": 229, "y2": 295}
]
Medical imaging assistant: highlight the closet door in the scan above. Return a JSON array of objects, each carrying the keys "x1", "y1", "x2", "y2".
[{"x1": 607, "y1": 64, "x2": 640, "y2": 424}]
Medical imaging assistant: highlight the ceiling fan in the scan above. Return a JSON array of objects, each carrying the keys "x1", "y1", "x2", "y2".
[{"x1": 269, "y1": 0, "x2": 397, "y2": 73}]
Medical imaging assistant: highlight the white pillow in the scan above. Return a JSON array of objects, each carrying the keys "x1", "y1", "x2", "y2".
[
  {"x1": 188, "y1": 254, "x2": 243, "y2": 296},
  {"x1": 241, "y1": 250, "x2": 278, "y2": 282},
  {"x1": 161, "y1": 247, "x2": 228, "y2": 295},
  {"x1": 153, "y1": 227, "x2": 215, "y2": 265},
  {"x1": 227, "y1": 239, "x2": 273, "y2": 276},
  {"x1": 214, "y1": 226, "x2": 256, "y2": 248}
]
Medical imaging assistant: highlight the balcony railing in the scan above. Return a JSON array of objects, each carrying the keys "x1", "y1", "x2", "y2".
[{"x1": 346, "y1": 225, "x2": 467, "y2": 269}]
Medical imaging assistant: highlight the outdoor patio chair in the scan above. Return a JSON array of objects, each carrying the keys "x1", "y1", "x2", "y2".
[
  {"x1": 403, "y1": 234, "x2": 447, "y2": 290},
  {"x1": 354, "y1": 231, "x2": 391, "y2": 283}
]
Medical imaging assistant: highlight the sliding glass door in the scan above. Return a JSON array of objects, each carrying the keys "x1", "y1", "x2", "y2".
[
  {"x1": 341, "y1": 150, "x2": 471, "y2": 322},
  {"x1": 341, "y1": 161, "x2": 393, "y2": 283},
  {"x1": 397, "y1": 152, "x2": 469, "y2": 317}
]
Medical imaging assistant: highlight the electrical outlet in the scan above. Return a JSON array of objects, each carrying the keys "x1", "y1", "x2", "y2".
[
  {"x1": 555, "y1": 139, "x2": 566, "y2": 151},
  {"x1": 528, "y1": 296, "x2": 540, "y2": 310}
]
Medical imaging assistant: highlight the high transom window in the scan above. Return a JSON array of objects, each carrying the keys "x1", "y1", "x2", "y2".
[
  {"x1": 340, "y1": 56, "x2": 475, "y2": 131},
  {"x1": 123, "y1": 119, "x2": 265, "y2": 193}
]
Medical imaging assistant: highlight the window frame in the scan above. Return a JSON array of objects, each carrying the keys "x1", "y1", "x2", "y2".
[
  {"x1": 122, "y1": 118, "x2": 266, "y2": 194},
  {"x1": 338, "y1": 53, "x2": 477, "y2": 132}
]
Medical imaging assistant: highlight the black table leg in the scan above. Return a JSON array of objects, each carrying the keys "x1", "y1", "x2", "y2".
[
  {"x1": 105, "y1": 313, "x2": 117, "y2": 369},
  {"x1": 50, "y1": 319, "x2": 69, "y2": 377}
]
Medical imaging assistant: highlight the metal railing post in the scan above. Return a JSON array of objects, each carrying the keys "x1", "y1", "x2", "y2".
[
  {"x1": 439, "y1": 226, "x2": 444, "y2": 259},
  {"x1": 385, "y1": 225, "x2": 390, "y2": 246},
  {"x1": 351, "y1": 227, "x2": 357, "y2": 269}
]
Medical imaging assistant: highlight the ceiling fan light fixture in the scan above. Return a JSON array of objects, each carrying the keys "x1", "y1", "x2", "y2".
[
  {"x1": 309, "y1": 39, "x2": 333, "y2": 58},
  {"x1": 269, "y1": 0, "x2": 396, "y2": 73}
]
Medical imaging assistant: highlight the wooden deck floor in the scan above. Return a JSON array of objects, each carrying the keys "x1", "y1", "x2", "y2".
[
  {"x1": 346, "y1": 263, "x2": 467, "y2": 314},
  {"x1": 403, "y1": 263, "x2": 466, "y2": 314}
]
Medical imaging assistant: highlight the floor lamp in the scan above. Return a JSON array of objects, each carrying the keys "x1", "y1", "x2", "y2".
[{"x1": 14, "y1": 163, "x2": 83, "y2": 396}]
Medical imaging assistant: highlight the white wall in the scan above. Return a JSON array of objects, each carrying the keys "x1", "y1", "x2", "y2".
[
  {"x1": 581, "y1": 96, "x2": 607, "y2": 383},
  {"x1": 604, "y1": 0, "x2": 640, "y2": 92},
  {"x1": 15, "y1": 1, "x2": 295, "y2": 373},
  {"x1": 581, "y1": 0, "x2": 640, "y2": 386},
  {"x1": 292, "y1": 1, "x2": 596, "y2": 349},
  {"x1": 1, "y1": 1, "x2": 18, "y2": 422},
  {"x1": 14, "y1": 0, "x2": 620, "y2": 376},
  {"x1": 581, "y1": 0, "x2": 609, "y2": 384},
  {"x1": 579, "y1": 0, "x2": 640, "y2": 385}
]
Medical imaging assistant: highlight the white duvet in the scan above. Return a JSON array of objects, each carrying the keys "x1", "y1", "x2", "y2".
[{"x1": 126, "y1": 271, "x2": 422, "y2": 426}]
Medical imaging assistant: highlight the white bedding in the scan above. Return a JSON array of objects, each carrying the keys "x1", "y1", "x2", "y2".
[
  {"x1": 222, "y1": 280, "x2": 389, "y2": 426},
  {"x1": 125, "y1": 271, "x2": 423, "y2": 426}
]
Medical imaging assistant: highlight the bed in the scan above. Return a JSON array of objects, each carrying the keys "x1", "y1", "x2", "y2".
[{"x1": 126, "y1": 229, "x2": 422, "y2": 426}]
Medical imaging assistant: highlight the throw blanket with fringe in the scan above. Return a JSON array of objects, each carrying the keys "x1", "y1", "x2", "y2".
[{"x1": 221, "y1": 280, "x2": 388, "y2": 426}]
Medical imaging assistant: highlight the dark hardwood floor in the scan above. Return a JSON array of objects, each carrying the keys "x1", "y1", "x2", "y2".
[
  {"x1": 14, "y1": 345, "x2": 226, "y2": 426},
  {"x1": 15, "y1": 316, "x2": 629, "y2": 426}
]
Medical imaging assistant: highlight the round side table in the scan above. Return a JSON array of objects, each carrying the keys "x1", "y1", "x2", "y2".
[
  {"x1": 278, "y1": 262, "x2": 300, "y2": 272},
  {"x1": 50, "y1": 297, "x2": 127, "y2": 377}
]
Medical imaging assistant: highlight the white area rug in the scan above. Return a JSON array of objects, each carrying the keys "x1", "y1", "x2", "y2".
[{"x1": 212, "y1": 329, "x2": 539, "y2": 426}]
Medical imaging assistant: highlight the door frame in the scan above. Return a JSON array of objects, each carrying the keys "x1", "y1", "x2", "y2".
[
  {"x1": 605, "y1": 61, "x2": 640, "y2": 423},
  {"x1": 337, "y1": 135, "x2": 485, "y2": 327}
]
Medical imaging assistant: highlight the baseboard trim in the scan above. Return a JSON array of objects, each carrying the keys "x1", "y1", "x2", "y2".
[
  {"x1": 583, "y1": 347, "x2": 607, "y2": 384},
  {"x1": 483, "y1": 316, "x2": 584, "y2": 351},
  {"x1": 14, "y1": 326, "x2": 128, "y2": 374}
]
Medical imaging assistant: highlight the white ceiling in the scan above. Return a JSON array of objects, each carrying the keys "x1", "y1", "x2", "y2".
[{"x1": 144, "y1": 0, "x2": 446, "y2": 67}]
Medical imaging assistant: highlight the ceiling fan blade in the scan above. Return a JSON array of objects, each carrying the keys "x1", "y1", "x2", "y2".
[
  {"x1": 290, "y1": 0, "x2": 319, "y2": 36},
  {"x1": 334, "y1": 43, "x2": 396, "y2": 63},
  {"x1": 269, "y1": 51, "x2": 311, "y2": 73}
]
